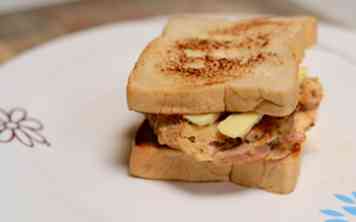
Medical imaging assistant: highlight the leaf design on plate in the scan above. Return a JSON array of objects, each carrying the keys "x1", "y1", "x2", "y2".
[
  {"x1": 335, "y1": 194, "x2": 355, "y2": 204},
  {"x1": 21, "y1": 128, "x2": 48, "y2": 144},
  {"x1": 320, "y1": 209, "x2": 344, "y2": 217},
  {"x1": 343, "y1": 206, "x2": 356, "y2": 216},
  {"x1": 14, "y1": 129, "x2": 34, "y2": 147},
  {"x1": 19, "y1": 118, "x2": 43, "y2": 130},
  {"x1": 325, "y1": 219, "x2": 348, "y2": 222}
]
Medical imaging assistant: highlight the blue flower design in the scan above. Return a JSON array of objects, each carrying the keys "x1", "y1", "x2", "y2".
[{"x1": 321, "y1": 192, "x2": 356, "y2": 222}]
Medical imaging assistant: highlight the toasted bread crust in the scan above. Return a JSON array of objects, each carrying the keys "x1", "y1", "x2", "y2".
[
  {"x1": 129, "y1": 121, "x2": 301, "y2": 193},
  {"x1": 230, "y1": 149, "x2": 300, "y2": 194},
  {"x1": 127, "y1": 16, "x2": 317, "y2": 116},
  {"x1": 130, "y1": 143, "x2": 232, "y2": 182}
]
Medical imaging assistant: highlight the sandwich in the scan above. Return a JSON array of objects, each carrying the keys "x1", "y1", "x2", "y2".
[{"x1": 126, "y1": 16, "x2": 323, "y2": 194}]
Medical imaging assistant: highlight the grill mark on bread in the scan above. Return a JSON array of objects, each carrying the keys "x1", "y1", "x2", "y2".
[
  {"x1": 210, "y1": 18, "x2": 288, "y2": 35},
  {"x1": 159, "y1": 19, "x2": 290, "y2": 85},
  {"x1": 177, "y1": 39, "x2": 233, "y2": 50},
  {"x1": 176, "y1": 36, "x2": 270, "y2": 52},
  {"x1": 161, "y1": 37, "x2": 280, "y2": 84}
]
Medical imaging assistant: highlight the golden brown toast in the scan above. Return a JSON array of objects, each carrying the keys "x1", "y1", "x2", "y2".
[
  {"x1": 129, "y1": 121, "x2": 302, "y2": 194},
  {"x1": 127, "y1": 16, "x2": 317, "y2": 116}
]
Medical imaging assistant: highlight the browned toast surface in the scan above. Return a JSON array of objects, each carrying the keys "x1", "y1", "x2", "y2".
[{"x1": 127, "y1": 16, "x2": 317, "y2": 116}]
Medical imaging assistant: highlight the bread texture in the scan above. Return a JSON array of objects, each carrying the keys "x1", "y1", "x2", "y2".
[
  {"x1": 230, "y1": 149, "x2": 301, "y2": 194},
  {"x1": 127, "y1": 16, "x2": 317, "y2": 116},
  {"x1": 129, "y1": 121, "x2": 302, "y2": 194}
]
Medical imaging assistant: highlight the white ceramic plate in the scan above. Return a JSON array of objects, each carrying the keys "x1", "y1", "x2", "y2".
[{"x1": 1, "y1": 17, "x2": 356, "y2": 222}]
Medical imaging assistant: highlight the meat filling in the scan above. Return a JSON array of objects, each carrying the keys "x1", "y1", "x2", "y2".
[{"x1": 146, "y1": 77, "x2": 323, "y2": 164}]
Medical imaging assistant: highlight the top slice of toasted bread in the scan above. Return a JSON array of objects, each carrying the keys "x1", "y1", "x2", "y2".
[{"x1": 127, "y1": 16, "x2": 317, "y2": 116}]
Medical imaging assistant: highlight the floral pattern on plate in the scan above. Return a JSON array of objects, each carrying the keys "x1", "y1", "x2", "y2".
[
  {"x1": 321, "y1": 192, "x2": 356, "y2": 222},
  {"x1": 0, "y1": 108, "x2": 50, "y2": 148}
]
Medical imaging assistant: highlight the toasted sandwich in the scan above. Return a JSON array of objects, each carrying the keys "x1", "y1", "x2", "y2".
[{"x1": 127, "y1": 16, "x2": 323, "y2": 194}]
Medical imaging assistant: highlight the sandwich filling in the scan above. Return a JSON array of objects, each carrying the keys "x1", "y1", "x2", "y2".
[{"x1": 146, "y1": 69, "x2": 323, "y2": 164}]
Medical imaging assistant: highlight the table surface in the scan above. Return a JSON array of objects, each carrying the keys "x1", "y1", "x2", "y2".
[{"x1": 0, "y1": 0, "x2": 334, "y2": 64}]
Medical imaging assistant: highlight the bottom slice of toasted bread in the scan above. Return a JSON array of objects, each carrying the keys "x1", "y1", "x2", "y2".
[
  {"x1": 230, "y1": 150, "x2": 301, "y2": 194},
  {"x1": 129, "y1": 121, "x2": 301, "y2": 194}
]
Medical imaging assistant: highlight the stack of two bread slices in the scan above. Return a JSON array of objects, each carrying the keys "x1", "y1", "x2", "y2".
[{"x1": 127, "y1": 16, "x2": 320, "y2": 194}]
